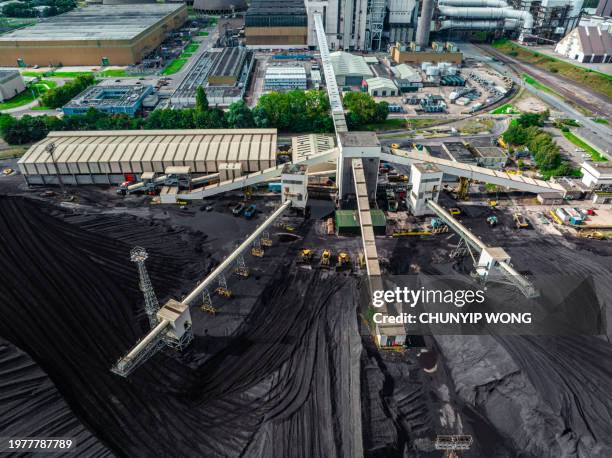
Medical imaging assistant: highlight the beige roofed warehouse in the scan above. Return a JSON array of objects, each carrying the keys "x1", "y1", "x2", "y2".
[{"x1": 18, "y1": 129, "x2": 277, "y2": 185}]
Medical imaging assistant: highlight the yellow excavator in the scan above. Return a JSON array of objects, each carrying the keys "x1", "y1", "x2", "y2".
[{"x1": 321, "y1": 249, "x2": 332, "y2": 268}]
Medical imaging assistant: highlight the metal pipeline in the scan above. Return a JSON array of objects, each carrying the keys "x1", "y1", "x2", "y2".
[
  {"x1": 438, "y1": 0, "x2": 508, "y2": 6},
  {"x1": 437, "y1": 5, "x2": 533, "y2": 31}
]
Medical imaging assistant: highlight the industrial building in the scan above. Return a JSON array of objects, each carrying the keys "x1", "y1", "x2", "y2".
[
  {"x1": 391, "y1": 64, "x2": 423, "y2": 92},
  {"x1": 473, "y1": 147, "x2": 508, "y2": 170},
  {"x1": 193, "y1": 0, "x2": 247, "y2": 13},
  {"x1": 208, "y1": 47, "x2": 252, "y2": 86},
  {"x1": 63, "y1": 84, "x2": 154, "y2": 117},
  {"x1": 18, "y1": 129, "x2": 277, "y2": 185},
  {"x1": 390, "y1": 42, "x2": 463, "y2": 65},
  {"x1": 442, "y1": 142, "x2": 476, "y2": 164},
  {"x1": 170, "y1": 49, "x2": 253, "y2": 107},
  {"x1": 555, "y1": 26, "x2": 612, "y2": 63},
  {"x1": 581, "y1": 161, "x2": 612, "y2": 188},
  {"x1": 330, "y1": 52, "x2": 373, "y2": 86},
  {"x1": 264, "y1": 65, "x2": 307, "y2": 91},
  {"x1": 0, "y1": 70, "x2": 26, "y2": 102},
  {"x1": 245, "y1": 0, "x2": 308, "y2": 48},
  {"x1": 363, "y1": 77, "x2": 399, "y2": 97},
  {"x1": 0, "y1": 4, "x2": 188, "y2": 67}
]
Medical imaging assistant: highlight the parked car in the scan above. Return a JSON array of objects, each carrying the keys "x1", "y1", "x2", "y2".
[
  {"x1": 232, "y1": 203, "x2": 245, "y2": 216},
  {"x1": 244, "y1": 204, "x2": 257, "y2": 219}
]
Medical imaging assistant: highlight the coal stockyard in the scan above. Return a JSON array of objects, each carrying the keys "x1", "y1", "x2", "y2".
[{"x1": 1, "y1": 181, "x2": 611, "y2": 456}]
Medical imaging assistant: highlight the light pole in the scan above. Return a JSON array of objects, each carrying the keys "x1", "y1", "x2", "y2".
[{"x1": 46, "y1": 142, "x2": 65, "y2": 195}]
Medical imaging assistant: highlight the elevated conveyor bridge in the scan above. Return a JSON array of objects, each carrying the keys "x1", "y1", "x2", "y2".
[{"x1": 382, "y1": 149, "x2": 565, "y2": 194}]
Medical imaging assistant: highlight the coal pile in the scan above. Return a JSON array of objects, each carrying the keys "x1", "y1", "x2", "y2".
[{"x1": 0, "y1": 196, "x2": 363, "y2": 457}]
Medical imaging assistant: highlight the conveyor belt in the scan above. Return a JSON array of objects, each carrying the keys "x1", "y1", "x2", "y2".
[{"x1": 382, "y1": 149, "x2": 565, "y2": 194}]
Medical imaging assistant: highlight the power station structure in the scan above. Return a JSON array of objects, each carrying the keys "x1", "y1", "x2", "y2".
[
  {"x1": 302, "y1": 0, "x2": 584, "y2": 51},
  {"x1": 107, "y1": 13, "x2": 565, "y2": 376}
]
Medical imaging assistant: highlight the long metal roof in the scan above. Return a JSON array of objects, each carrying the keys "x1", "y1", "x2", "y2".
[
  {"x1": 0, "y1": 4, "x2": 184, "y2": 42},
  {"x1": 19, "y1": 129, "x2": 277, "y2": 173}
]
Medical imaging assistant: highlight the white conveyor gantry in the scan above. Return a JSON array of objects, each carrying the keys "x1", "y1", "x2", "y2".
[
  {"x1": 182, "y1": 198, "x2": 293, "y2": 305},
  {"x1": 427, "y1": 200, "x2": 538, "y2": 298},
  {"x1": 313, "y1": 13, "x2": 348, "y2": 135},
  {"x1": 176, "y1": 148, "x2": 339, "y2": 200},
  {"x1": 382, "y1": 149, "x2": 565, "y2": 194}
]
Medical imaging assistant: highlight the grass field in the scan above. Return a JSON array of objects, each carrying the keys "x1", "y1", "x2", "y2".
[
  {"x1": 522, "y1": 74, "x2": 559, "y2": 95},
  {"x1": 22, "y1": 71, "x2": 93, "y2": 78},
  {"x1": 99, "y1": 69, "x2": 128, "y2": 77},
  {"x1": 361, "y1": 118, "x2": 407, "y2": 131},
  {"x1": 0, "y1": 91, "x2": 37, "y2": 110},
  {"x1": 594, "y1": 118, "x2": 609, "y2": 125},
  {"x1": 0, "y1": 145, "x2": 29, "y2": 159},
  {"x1": 184, "y1": 43, "x2": 199, "y2": 53},
  {"x1": 198, "y1": 31, "x2": 209, "y2": 36},
  {"x1": 493, "y1": 39, "x2": 612, "y2": 99},
  {"x1": 491, "y1": 103, "x2": 519, "y2": 115},
  {"x1": 0, "y1": 79, "x2": 60, "y2": 110},
  {"x1": 162, "y1": 58, "x2": 188, "y2": 75},
  {"x1": 562, "y1": 131, "x2": 607, "y2": 162}
]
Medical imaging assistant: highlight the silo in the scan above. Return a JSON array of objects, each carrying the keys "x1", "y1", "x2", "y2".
[{"x1": 415, "y1": 0, "x2": 435, "y2": 48}]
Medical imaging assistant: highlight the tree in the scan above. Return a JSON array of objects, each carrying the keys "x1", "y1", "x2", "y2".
[
  {"x1": 502, "y1": 122, "x2": 528, "y2": 145},
  {"x1": 225, "y1": 100, "x2": 254, "y2": 128},
  {"x1": 195, "y1": 86, "x2": 208, "y2": 112},
  {"x1": 342, "y1": 92, "x2": 388, "y2": 128}
]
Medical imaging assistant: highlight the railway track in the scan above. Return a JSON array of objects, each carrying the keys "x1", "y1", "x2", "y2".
[{"x1": 478, "y1": 44, "x2": 611, "y2": 118}]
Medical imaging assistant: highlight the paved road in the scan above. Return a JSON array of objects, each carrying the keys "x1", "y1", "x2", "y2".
[{"x1": 461, "y1": 42, "x2": 612, "y2": 159}]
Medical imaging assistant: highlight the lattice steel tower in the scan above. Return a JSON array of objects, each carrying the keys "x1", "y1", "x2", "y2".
[{"x1": 130, "y1": 247, "x2": 160, "y2": 329}]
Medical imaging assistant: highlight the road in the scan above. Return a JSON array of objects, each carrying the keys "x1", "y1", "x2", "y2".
[{"x1": 462, "y1": 43, "x2": 612, "y2": 159}]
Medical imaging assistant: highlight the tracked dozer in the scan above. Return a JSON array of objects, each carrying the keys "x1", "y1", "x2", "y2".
[
  {"x1": 298, "y1": 249, "x2": 314, "y2": 264},
  {"x1": 320, "y1": 249, "x2": 332, "y2": 268},
  {"x1": 336, "y1": 252, "x2": 351, "y2": 271}
]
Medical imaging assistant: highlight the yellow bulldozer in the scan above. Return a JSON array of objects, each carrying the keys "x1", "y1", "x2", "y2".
[
  {"x1": 298, "y1": 249, "x2": 314, "y2": 264},
  {"x1": 321, "y1": 249, "x2": 332, "y2": 268},
  {"x1": 336, "y1": 252, "x2": 351, "y2": 270}
]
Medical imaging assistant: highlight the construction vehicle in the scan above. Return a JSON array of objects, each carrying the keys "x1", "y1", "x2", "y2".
[
  {"x1": 251, "y1": 245, "x2": 264, "y2": 257},
  {"x1": 298, "y1": 249, "x2": 314, "y2": 264},
  {"x1": 431, "y1": 218, "x2": 449, "y2": 233},
  {"x1": 487, "y1": 215, "x2": 498, "y2": 227},
  {"x1": 201, "y1": 304, "x2": 217, "y2": 315},
  {"x1": 336, "y1": 252, "x2": 351, "y2": 270},
  {"x1": 260, "y1": 231, "x2": 273, "y2": 247},
  {"x1": 358, "y1": 252, "x2": 366, "y2": 270},
  {"x1": 456, "y1": 177, "x2": 470, "y2": 200},
  {"x1": 449, "y1": 207, "x2": 461, "y2": 216},
  {"x1": 320, "y1": 249, "x2": 332, "y2": 267},
  {"x1": 513, "y1": 213, "x2": 528, "y2": 229},
  {"x1": 215, "y1": 286, "x2": 232, "y2": 298},
  {"x1": 489, "y1": 200, "x2": 498, "y2": 208}
]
